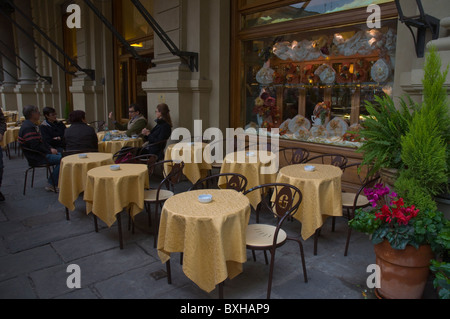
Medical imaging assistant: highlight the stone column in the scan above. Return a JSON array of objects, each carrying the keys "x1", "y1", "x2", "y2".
[
  {"x1": 13, "y1": 0, "x2": 38, "y2": 114},
  {"x1": 0, "y1": 3, "x2": 18, "y2": 110},
  {"x1": 142, "y1": 0, "x2": 213, "y2": 134}
]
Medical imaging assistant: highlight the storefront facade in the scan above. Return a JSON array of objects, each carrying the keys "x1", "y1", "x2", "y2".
[
  {"x1": 0, "y1": 0, "x2": 231, "y2": 133},
  {"x1": 230, "y1": 0, "x2": 450, "y2": 190},
  {"x1": 1, "y1": 0, "x2": 449, "y2": 158}
]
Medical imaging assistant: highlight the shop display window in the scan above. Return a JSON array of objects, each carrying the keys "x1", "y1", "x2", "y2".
[{"x1": 242, "y1": 19, "x2": 397, "y2": 148}]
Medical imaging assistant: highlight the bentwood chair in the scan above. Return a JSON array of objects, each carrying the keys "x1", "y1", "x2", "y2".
[
  {"x1": 304, "y1": 153, "x2": 348, "y2": 169},
  {"x1": 277, "y1": 147, "x2": 310, "y2": 167},
  {"x1": 89, "y1": 120, "x2": 106, "y2": 132},
  {"x1": 244, "y1": 183, "x2": 307, "y2": 299},
  {"x1": 340, "y1": 163, "x2": 380, "y2": 256},
  {"x1": 21, "y1": 146, "x2": 57, "y2": 195},
  {"x1": 143, "y1": 160, "x2": 185, "y2": 248},
  {"x1": 188, "y1": 173, "x2": 248, "y2": 192}
]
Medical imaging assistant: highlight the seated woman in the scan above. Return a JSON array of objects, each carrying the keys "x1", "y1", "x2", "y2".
[
  {"x1": 140, "y1": 103, "x2": 173, "y2": 159},
  {"x1": 39, "y1": 107, "x2": 66, "y2": 153},
  {"x1": 64, "y1": 110, "x2": 98, "y2": 152},
  {"x1": 109, "y1": 103, "x2": 148, "y2": 137}
]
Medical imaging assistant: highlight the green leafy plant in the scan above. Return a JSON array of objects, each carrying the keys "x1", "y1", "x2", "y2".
[
  {"x1": 430, "y1": 261, "x2": 450, "y2": 299},
  {"x1": 395, "y1": 47, "x2": 450, "y2": 211},
  {"x1": 357, "y1": 94, "x2": 414, "y2": 176}
]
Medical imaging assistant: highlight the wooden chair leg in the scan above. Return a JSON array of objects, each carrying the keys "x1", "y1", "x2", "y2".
[
  {"x1": 23, "y1": 169, "x2": 29, "y2": 195},
  {"x1": 263, "y1": 250, "x2": 269, "y2": 265},
  {"x1": 331, "y1": 216, "x2": 336, "y2": 232},
  {"x1": 252, "y1": 250, "x2": 256, "y2": 262},
  {"x1": 267, "y1": 248, "x2": 276, "y2": 299},
  {"x1": 65, "y1": 207, "x2": 70, "y2": 221},
  {"x1": 344, "y1": 227, "x2": 352, "y2": 257},
  {"x1": 31, "y1": 168, "x2": 35, "y2": 188}
]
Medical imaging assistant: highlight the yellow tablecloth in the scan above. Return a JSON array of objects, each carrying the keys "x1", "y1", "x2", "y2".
[
  {"x1": 276, "y1": 164, "x2": 343, "y2": 240},
  {"x1": 164, "y1": 142, "x2": 212, "y2": 183},
  {"x1": 98, "y1": 138, "x2": 143, "y2": 155},
  {"x1": 158, "y1": 189, "x2": 251, "y2": 293},
  {"x1": 84, "y1": 164, "x2": 149, "y2": 227},
  {"x1": 0, "y1": 127, "x2": 20, "y2": 148},
  {"x1": 219, "y1": 151, "x2": 277, "y2": 209},
  {"x1": 58, "y1": 153, "x2": 114, "y2": 211}
]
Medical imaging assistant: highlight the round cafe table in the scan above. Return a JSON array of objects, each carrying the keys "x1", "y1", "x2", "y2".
[
  {"x1": 58, "y1": 153, "x2": 114, "y2": 213},
  {"x1": 219, "y1": 150, "x2": 277, "y2": 209},
  {"x1": 98, "y1": 137, "x2": 143, "y2": 154},
  {"x1": 164, "y1": 142, "x2": 212, "y2": 183},
  {"x1": 157, "y1": 189, "x2": 251, "y2": 294},
  {"x1": 275, "y1": 164, "x2": 343, "y2": 240},
  {"x1": 84, "y1": 164, "x2": 149, "y2": 248}
]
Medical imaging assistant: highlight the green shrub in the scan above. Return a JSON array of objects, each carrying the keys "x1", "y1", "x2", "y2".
[{"x1": 357, "y1": 94, "x2": 414, "y2": 176}]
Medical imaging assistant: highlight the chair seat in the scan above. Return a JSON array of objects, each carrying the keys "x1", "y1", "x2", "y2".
[
  {"x1": 341, "y1": 192, "x2": 369, "y2": 207},
  {"x1": 246, "y1": 224, "x2": 287, "y2": 248},
  {"x1": 144, "y1": 189, "x2": 174, "y2": 202}
]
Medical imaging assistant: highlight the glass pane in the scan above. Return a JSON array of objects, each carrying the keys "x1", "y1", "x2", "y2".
[
  {"x1": 242, "y1": 19, "x2": 397, "y2": 148},
  {"x1": 243, "y1": 0, "x2": 393, "y2": 28}
]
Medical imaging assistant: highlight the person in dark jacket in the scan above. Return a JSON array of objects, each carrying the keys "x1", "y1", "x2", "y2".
[
  {"x1": 39, "y1": 107, "x2": 66, "y2": 153},
  {"x1": 140, "y1": 103, "x2": 172, "y2": 159},
  {"x1": 109, "y1": 103, "x2": 148, "y2": 137},
  {"x1": 0, "y1": 109, "x2": 6, "y2": 201},
  {"x1": 64, "y1": 110, "x2": 98, "y2": 152},
  {"x1": 18, "y1": 105, "x2": 61, "y2": 192}
]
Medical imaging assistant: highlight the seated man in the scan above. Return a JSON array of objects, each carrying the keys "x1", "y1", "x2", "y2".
[
  {"x1": 109, "y1": 104, "x2": 147, "y2": 137},
  {"x1": 19, "y1": 105, "x2": 61, "y2": 193},
  {"x1": 64, "y1": 110, "x2": 98, "y2": 152},
  {"x1": 39, "y1": 106, "x2": 66, "y2": 153}
]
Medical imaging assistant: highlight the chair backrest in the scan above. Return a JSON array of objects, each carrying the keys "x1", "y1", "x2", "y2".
[
  {"x1": 244, "y1": 183, "x2": 302, "y2": 221},
  {"x1": 350, "y1": 171, "x2": 381, "y2": 213},
  {"x1": 189, "y1": 173, "x2": 248, "y2": 192},
  {"x1": 20, "y1": 145, "x2": 47, "y2": 167},
  {"x1": 148, "y1": 160, "x2": 185, "y2": 188},
  {"x1": 305, "y1": 153, "x2": 348, "y2": 169},
  {"x1": 277, "y1": 147, "x2": 309, "y2": 166}
]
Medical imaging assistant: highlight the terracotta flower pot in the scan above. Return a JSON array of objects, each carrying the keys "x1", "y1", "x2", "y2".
[{"x1": 374, "y1": 240, "x2": 434, "y2": 299}]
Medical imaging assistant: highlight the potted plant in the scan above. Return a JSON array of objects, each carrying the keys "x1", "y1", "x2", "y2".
[{"x1": 349, "y1": 184, "x2": 449, "y2": 299}]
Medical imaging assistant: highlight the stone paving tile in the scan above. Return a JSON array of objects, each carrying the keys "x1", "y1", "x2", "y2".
[
  {"x1": 0, "y1": 276, "x2": 37, "y2": 299},
  {"x1": 52, "y1": 225, "x2": 154, "y2": 263},
  {"x1": 5, "y1": 216, "x2": 95, "y2": 253},
  {"x1": 54, "y1": 287, "x2": 100, "y2": 299},
  {"x1": 29, "y1": 243, "x2": 153, "y2": 299},
  {"x1": 0, "y1": 245, "x2": 62, "y2": 282}
]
